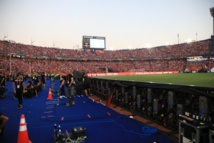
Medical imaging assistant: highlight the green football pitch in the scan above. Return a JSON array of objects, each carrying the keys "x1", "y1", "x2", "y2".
[{"x1": 94, "y1": 73, "x2": 214, "y2": 88}]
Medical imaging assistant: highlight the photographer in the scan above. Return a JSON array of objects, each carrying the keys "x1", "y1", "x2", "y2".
[
  {"x1": 82, "y1": 73, "x2": 90, "y2": 96},
  {"x1": 32, "y1": 74, "x2": 42, "y2": 92},
  {"x1": 13, "y1": 73, "x2": 25, "y2": 108},
  {"x1": 24, "y1": 81, "x2": 38, "y2": 98},
  {"x1": 59, "y1": 74, "x2": 65, "y2": 96},
  {"x1": 0, "y1": 113, "x2": 8, "y2": 136},
  {"x1": 0, "y1": 72, "x2": 6, "y2": 98},
  {"x1": 65, "y1": 73, "x2": 76, "y2": 106},
  {"x1": 73, "y1": 70, "x2": 84, "y2": 95}
]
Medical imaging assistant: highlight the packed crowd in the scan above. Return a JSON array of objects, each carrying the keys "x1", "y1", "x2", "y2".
[
  {"x1": 0, "y1": 39, "x2": 213, "y2": 75},
  {"x1": 0, "y1": 39, "x2": 211, "y2": 60}
]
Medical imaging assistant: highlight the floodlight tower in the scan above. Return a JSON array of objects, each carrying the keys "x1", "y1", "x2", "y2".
[
  {"x1": 3, "y1": 33, "x2": 8, "y2": 40},
  {"x1": 210, "y1": 7, "x2": 214, "y2": 36},
  {"x1": 31, "y1": 39, "x2": 34, "y2": 46}
]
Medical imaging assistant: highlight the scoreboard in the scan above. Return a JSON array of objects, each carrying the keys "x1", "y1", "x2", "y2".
[{"x1": 82, "y1": 36, "x2": 106, "y2": 49}]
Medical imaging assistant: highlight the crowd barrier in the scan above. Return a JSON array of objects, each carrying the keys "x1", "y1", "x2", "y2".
[{"x1": 90, "y1": 76, "x2": 214, "y2": 143}]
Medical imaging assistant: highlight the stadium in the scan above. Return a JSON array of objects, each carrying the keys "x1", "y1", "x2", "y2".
[{"x1": 0, "y1": 1, "x2": 214, "y2": 143}]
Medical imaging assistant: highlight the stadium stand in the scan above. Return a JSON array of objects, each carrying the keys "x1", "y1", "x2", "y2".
[{"x1": 0, "y1": 39, "x2": 213, "y2": 76}]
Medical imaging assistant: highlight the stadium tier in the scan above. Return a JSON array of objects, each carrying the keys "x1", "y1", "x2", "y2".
[{"x1": 0, "y1": 39, "x2": 214, "y2": 75}]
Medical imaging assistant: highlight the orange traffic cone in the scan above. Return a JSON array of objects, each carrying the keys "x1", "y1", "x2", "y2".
[
  {"x1": 17, "y1": 114, "x2": 31, "y2": 143},
  {"x1": 106, "y1": 90, "x2": 114, "y2": 107},
  {"x1": 47, "y1": 88, "x2": 53, "y2": 100}
]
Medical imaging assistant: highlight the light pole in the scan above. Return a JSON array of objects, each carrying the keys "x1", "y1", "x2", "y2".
[
  {"x1": 9, "y1": 54, "x2": 12, "y2": 75},
  {"x1": 3, "y1": 33, "x2": 8, "y2": 41},
  {"x1": 177, "y1": 33, "x2": 179, "y2": 44},
  {"x1": 210, "y1": 7, "x2": 214, "y2": 36}
]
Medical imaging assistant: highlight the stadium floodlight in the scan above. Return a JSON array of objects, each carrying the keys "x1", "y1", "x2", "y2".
[
  {"x1": 210, "y1": 7, "x2": 214, "y2": 35},
  {"x1": 31, "y1": 39, "x2": 34, "y2": 46},
  {"x1": 210, "y1": 7, "x2": 214, "y2": 17},
  {"x1": 3, "y1": 33, "x2": 8, "y2": 41}
]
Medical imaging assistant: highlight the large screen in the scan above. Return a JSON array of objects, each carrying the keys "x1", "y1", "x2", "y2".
[{"x1": 82, "y1": 36, "x2": 106, "y2": 49}]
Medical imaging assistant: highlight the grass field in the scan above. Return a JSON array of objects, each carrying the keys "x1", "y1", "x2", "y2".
[{"x1": 95, "y1": 73, "x2": 214, "y2": 88}]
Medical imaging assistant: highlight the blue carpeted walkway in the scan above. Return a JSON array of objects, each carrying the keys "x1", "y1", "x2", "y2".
[{"x1": 0, "y1": 79, "x2": 177, "y2": 143}]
